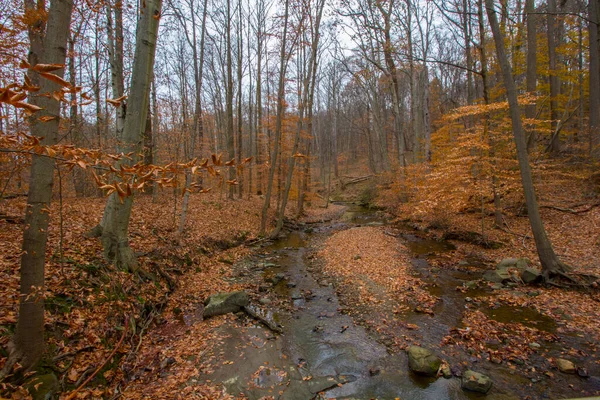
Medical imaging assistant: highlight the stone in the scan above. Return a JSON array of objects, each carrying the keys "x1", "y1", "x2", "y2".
[
  {"x1": 287, "y1": 281, "x2": 297, "y2": 288},
  {"x1": 440, "y1": 363, "x2": 452, "y2": 379},
  {"x1": 556, "y1": 358, "x2": 576, "y2": 374},
  {"x1": 203, "y1": 291, "x2": 249, "y2": 318},
  {"x1": 461, "y1": 370, "x2": 493, "y2": 394},
  {"x1": 529, "y1": 342, "x2": 541, "y2": 349},
  {"x1": 497, "y1": 258, "x2": 519, "y2": 269},
  {"x1": 464, "y1": 281, "x2": 478, "y2": 289},
  {"x1": 521, "y1": 268, "x2": 542, "y2": 284},
  {"x1": 25, "y1": 374, "x2": 58, "y2": 400},
  {"x1": 259, "y1": 297, "x2": 272, "y2": 305},
  {"x1": 268, "y1": 273, "x2": 286, "y2": 285},
  {"x1": 484, "y1": 269, "x2": 511, "y2": 284},
  {"x1": 407, "y1": 346, "x2": 442, "y2": 377}
]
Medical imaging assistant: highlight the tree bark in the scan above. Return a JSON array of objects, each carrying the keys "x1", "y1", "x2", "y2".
[
  {"x1": 99, "y1": 0, "x2": 162, "y2": 271},
  {"x1": 589, "y1": 0, "x2": 600, "y2": 157},
  {"x1": 485, "y1": 0, "x2": 569, "y2": 277},
  {"x1": 260, "y1": 0, "x2": 290, "y2": 234},
  {"x1": 525, "y1": 0, "x2": 537, "y2": 150},
  {"x1": 4, "y1": 0, "x2": 73, "y2": 376},
  {"x1": 547, "y1": 0, "x2": 562, "y2": 154}
]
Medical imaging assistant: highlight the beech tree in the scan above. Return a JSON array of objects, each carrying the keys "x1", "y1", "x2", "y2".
[
  {"x1": 1, "y1": 0, "x2": 74, "y2": 376},
  {"x1": 93, "y1": 0, "x2": 163, "y2": 271}
]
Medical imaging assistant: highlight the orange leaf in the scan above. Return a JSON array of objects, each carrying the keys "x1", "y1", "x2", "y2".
[
  {"x1": 38, "y1": 115, "x2": 57, "y2": 122},
  {"x1": 32, "y1": 63, "x2": 64, "y2": 73},
  {"x1": 39, "y1": 72, "x2": 70, "y2": 88}
]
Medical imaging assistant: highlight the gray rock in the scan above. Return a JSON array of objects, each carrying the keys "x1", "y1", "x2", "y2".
[
  {"x1": 269, "y1": 273, "x2": 286, "y2": 285},
  {"x1": 484, "y1": 269, "x2": 511, "y2": 283},
  {"x1": 203, "y1": 291, "x2": 249, "y2": 318},
  {"x1": 521, "y1": 268, "x2": 542, "y2": 284},
  {"x1": 259, "y1": 297, "x2": 272, "y2": 305},
  {"x1": 25, "y1": 374, "x2": 58, "y2": 400},
  {"x1": 461, "y1": 370, "x2": 493, "y2": 394},
  {"x1": 407, "y1": 346, "x2": 442, "y2": 377},
  {"x1": 529, "y1": 342, "x2": 541, "y2": 349},
  {"x1": 497, "y1": 257, "x2": 530, "y2": 270},
  {"x1": 287, "y1": 281, "x2": 297, "y2": 288},
  {"x1": 440, "y1": 363, "x2": 452, "y2": 379},
  {"x1": 556, "y1": 358, "x2": 576, "y2": 374}
]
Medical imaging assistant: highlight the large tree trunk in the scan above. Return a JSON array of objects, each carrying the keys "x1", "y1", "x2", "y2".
[
  {"x1": 590, "y1": 0, "x2": 600, "y2": 157},
  {"x1": 485, "y1": 0, "x2": 569, "y2": 278},
  {"x1": 3, "y1": 0, "x2": 73, "y2": 376},
  {"x1": 99, "y1": 0, "x2": 162, "y2": 271}
]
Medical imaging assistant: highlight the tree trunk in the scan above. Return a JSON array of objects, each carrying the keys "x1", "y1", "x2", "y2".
[
  {"x1": 525, "y1": 0, "x2": 537, "y2": 150},
  {"x1": 485, "y1": 0, "x2": 569, "y2": 277},
  {"x1": 260, "y1": 0, "x2": 290, "y2": 234},
  {"x1": 3, "y1": 0, "x2": 73, "y2": 376},
  {"x1": 547, "y1": 0, "x2": 562, "y2": 154},
  {"x1": 99, "y1": 0, "x2": 162, "y2": 271},
  {"x1": 589, "y1": 0, "x2": 600, "y2": 157}
]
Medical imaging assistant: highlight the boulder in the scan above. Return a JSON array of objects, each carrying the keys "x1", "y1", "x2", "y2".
[
  {"x1": 521, "y1": 268, "x2": 542, "y2": 284},
  {"x1": 556, "y1": 358, "x2": 576, "y2": 374},
  {"x1": 497, "y1": 257, "x2": 530, "y2": 270},
  {"x1": 461, "y1": 370, "x2": 493, "y2": 394},
  {"x1": 483, "y1": 269, "x2": 511, "y2": 284},
  {"x1": 203, "y1": 291, "x2": 249, "y2": 318},
  {"x1": 25, "y1": 373, "x2": 58, "y2": 400},
  {"x1": 407, "y1": 346, "x2": 442, "y2": 377}
]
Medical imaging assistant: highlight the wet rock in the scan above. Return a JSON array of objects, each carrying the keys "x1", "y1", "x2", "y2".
[
  {"x1": 521, "y1": 268, "x2": 542, "y2": 284},
  {"x1": 291, "y1": 291, "x2": 303, "y2": 300},
  {"x1": 556, "y1": 358, "x2": 576, "y2": 374},
  {"x1": 25, "y1": 374, "x2": 58, "y2": 400},
  {"x1": 287, "y1": 281, "x2": 297, "y2": 288},
  {"x1": 258, "y1": 284, "x2": 270, "y2": 292},
  {"x1": 464, "y1": 280, "x2": 478, "y2": 289},
  {"x1": 268, "y1": 273, "x2": 286, "y2": 285},
  {"x1": 440, "y1": 363, "x2": 452, "y2": 379},
  {"x1": 577, "y1": 367, "x2": 590, "y2": 378},
  {"x1": 407, "y1": 346, "x2": 442, "y2": 377},
  {"x1": 461, "y1": 370, "x2": 493, "y2": 394},
  {"x1": 203, "y1": 291, "x2": 249, "y2": 318}
]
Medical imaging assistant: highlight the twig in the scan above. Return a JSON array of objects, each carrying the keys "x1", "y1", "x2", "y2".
[{"x1": 64, "y1": 317, "x2": 129, "y2": 400}]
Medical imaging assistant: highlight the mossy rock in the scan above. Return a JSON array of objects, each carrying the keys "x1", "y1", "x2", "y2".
[
  {"x1": 25, "y1": 373, "x2": 58, "y2": 400},
  {"x1": 407, "y1": 346, "x2": 441, "y2": 377}
]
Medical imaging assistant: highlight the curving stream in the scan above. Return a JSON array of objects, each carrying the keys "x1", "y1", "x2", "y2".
[{"x1": 200, "y1": 204, "x2": 599, "y2": 400}]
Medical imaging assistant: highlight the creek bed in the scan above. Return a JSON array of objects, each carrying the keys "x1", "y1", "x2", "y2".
[{"x1": 200, "y1": 203, "x2": 599, "y2": 399}]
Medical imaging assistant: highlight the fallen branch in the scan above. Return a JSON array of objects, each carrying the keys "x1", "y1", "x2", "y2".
[
  {"x1": 64, "y1": 317, "x2": 129, "y2": 400},
  {"x1": 540, "y1": 201, "x2": 600, "y2": 214}
]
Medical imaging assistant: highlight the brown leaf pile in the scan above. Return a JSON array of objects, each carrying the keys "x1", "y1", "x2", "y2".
[
  {"x1": 0, "y1": 192, "x2": 275, "y2": 398},
  {"x1": 317, "y1": 226, "x2": 436, "y2": 312}
]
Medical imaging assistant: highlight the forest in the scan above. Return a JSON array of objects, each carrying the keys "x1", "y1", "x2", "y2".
[{"x1": 0, "y1": 0, "x2": 599, "y2": 398}]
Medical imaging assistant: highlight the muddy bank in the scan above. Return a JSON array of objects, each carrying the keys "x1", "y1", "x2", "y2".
[{"x1": 197, "y1": 203, "x2": 599, "y2": 399}]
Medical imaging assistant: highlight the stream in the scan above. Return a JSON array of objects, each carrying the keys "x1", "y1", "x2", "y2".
[{"x1": 199, "y1": 204, "x2": 599, "y2": 400}]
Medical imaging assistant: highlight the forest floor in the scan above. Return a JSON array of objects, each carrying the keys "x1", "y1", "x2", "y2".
[{"x1": 1, "y1": 172, "x2": 599, "y2": 399}]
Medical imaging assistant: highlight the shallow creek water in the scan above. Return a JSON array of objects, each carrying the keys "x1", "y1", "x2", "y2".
[{"x1": 200, "y1": 204, "x2": 599, "y2": 400}]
